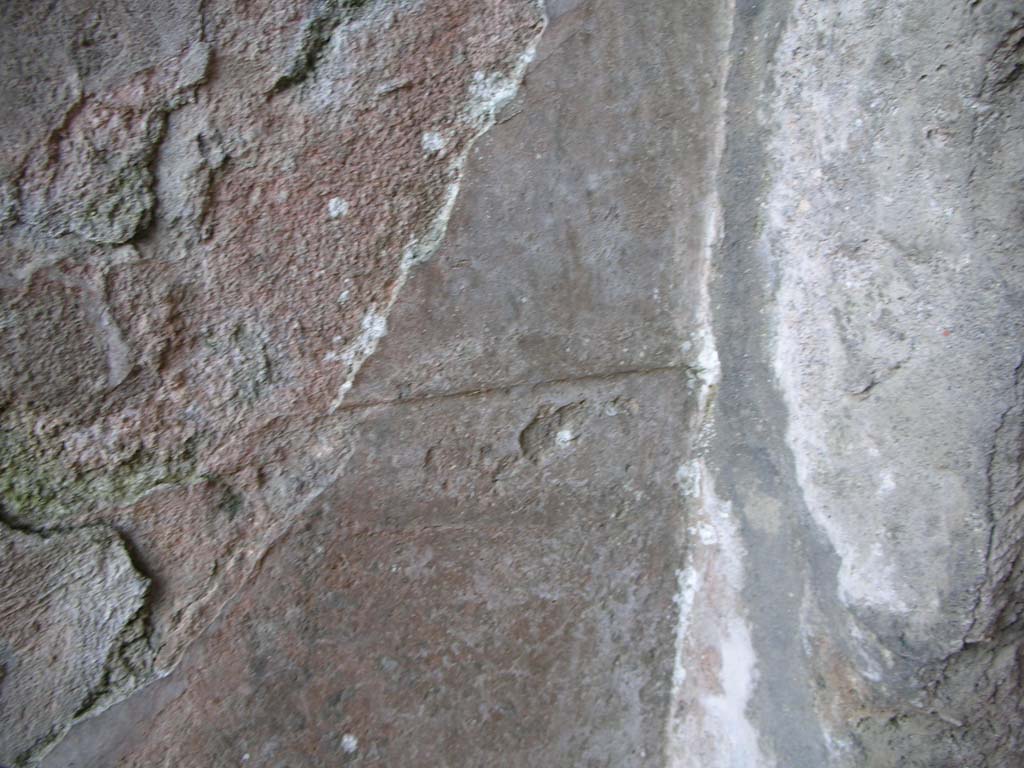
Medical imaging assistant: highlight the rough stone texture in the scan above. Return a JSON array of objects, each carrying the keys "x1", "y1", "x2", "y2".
[
  {"x1": 0, "y1": 524, "x2": 148, "y2": 763},
  {"x1": 1, "y1": 0, "x2": 1022, "y2": 766},
  {"x1": 1, "y1": 0, "x2": 545, "y2": 762}
]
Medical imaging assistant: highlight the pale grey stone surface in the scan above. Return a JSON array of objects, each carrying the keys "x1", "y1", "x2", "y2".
[{"x1": 708, "y1": 1, "x2": 1024, "y2": 764}]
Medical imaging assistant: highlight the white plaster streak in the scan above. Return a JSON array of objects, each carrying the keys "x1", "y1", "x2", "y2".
[
  {"x1": 340, "y1": 734, "x2": 359, "y2": 754},
  {"x1": 666, "y1": 2, "x2": 770, "y2": 765},
  {"x1": 666, "y1": 461, "x2": 768, "y2": 768},
  {"x1": 703, "y1": 617, "x2": 762, "y2": 766},
  {"x1": 670, "y1": 566, "x2": 701, "y2": 689},
  {"x1": 327, "y1": 17, "x2": 546, "y2": 412}
]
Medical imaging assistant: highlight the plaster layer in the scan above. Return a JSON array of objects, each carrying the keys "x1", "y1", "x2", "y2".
[{"x1": 708, "y1": 0, "x2": 1024, "y2": 765}]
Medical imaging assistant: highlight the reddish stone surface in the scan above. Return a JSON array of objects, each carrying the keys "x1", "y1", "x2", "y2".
[
  {"x1": 46, "y1": 373, "x2": 692, "y2": 766},
  {"x1": 1, "y1": 1, "x2": 544, "y2": 762}
]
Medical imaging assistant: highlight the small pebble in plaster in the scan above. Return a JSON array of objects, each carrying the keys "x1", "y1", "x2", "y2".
[
  {"x1": 327, "y1": 197, "x2": 349, "y2": 219},
  {"x1": 421, "y1": 131, "x2": 446, "y2": 154},
  {"x1": 688, "y1": 522, "x2": 719, "y2": 546},
  {"x1": 556, "y1": 428, "x2": 575, "y2": 445},
  {"x1": 338, "y1": 289, "x2": 350, "y2": 304},
  {"x1": 675, "y1": 462, "x2": 701, "y2": 498},
  {"x1": 341, "y1": 734, "x2": 359, "y2": 754}
]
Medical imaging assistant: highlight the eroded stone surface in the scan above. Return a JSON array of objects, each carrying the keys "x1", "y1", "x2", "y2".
[
  {"x1": 0, "y1": 523, "x2": 147, "y2": 763},
  {"x1": 44, "y1": 371, "x2": 693, "y2": 767},
  {"x1": 1, "y1": 0, "x2": 543, "y2": 763},
  {"x1": 31, "y1": 1, "x2": 723, "y2": 764},
  {"x1": 2, "y1": 0, "x2": 1023, "y2": 766}
]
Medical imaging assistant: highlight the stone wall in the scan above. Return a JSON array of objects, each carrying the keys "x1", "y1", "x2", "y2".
[{"x1": 1, "y1": 1, "x2": 1021, "y2": 766}]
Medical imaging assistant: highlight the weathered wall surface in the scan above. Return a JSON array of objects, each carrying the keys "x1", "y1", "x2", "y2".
[
  {"x1": 694, "y1": 1, "x2": 1024, "y2": 765},
  {"x1": 1, "y1": 0, "x2": 1021, "y2": 766}
]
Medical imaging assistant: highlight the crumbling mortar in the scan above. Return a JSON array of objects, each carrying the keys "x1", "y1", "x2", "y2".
[{"x1": 663, "y1": 0, "x2": 732, "y2": 760}]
